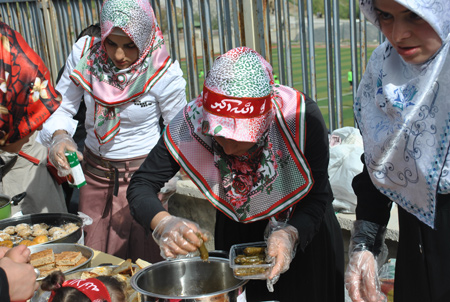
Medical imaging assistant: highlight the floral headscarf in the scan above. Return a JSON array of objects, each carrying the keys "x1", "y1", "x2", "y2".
[
  {"x1": 356, "y1": 0, "x2": 450, "y2": 228},
  {"x1": 164, "y1": 47, "x2": 313, "y2": 222},
  {"x1": 0, "y1": 22, "x2": 61, "y2": 147},
  {"x1": 70, "y1": 0, "x2": 172, "y2": 144}
]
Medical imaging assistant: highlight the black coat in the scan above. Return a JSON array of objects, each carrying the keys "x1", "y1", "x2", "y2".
[
  {"x1": 354, "y1": 162, "x2": 450, "y2": 302},
  {"x1": 128, "y1": 96, "x2": 345, "y2": 302}
]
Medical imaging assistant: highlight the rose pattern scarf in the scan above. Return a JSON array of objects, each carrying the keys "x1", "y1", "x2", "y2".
[{"x1": 164, "y1": 47, "x2": 313, "y2": 222}]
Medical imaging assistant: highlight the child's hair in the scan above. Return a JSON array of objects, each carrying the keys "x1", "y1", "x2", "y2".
[
  {"x1": 97, "y1": 275, "x2": 127, "y2": 302},
  {"x1": 41, "y1": 271, "x2": 127, "y2": 302}
]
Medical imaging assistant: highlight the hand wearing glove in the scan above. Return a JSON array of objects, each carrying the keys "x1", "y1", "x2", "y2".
[
  {"x1": 152, "y1": 215, "x2": 210, "y2": 260},
  {"x1": 345, "y1": 220, "x2": 388, "y2": 302},
  {"x1": 48, "y1": 130, "x2": 83, "y2": 177},
  {"x1": 264, "y1": 220, "x2": 299, "y2": 292}
]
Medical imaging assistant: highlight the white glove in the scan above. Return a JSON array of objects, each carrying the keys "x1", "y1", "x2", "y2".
[
  {"x1": 345, "y1": 250, "x2": 387, "y2": 302},
  {"x1": 345, "y1": 220, "x2": 388, "y2": 302},
  {"x1": 48, "y1": 132, "x2": 82, "y2": 177},
  {"x1": 264, "y1": 220, "x2": 299, "y2": 292},
  {"x1": 152, "y1": 215, "x2": 210, "y2": 260}
]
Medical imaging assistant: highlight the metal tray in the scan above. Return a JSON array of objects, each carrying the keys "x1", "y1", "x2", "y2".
[
  {"x1": 29, "y1": 243, "x2": 93, "y2": 281},
  {"x1": 0, "y1": 213, "x2": 83, "y2": 246}
]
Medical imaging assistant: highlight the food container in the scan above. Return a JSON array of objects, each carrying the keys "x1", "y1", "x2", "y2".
[
  {"x1": 229, "y1": 241, "x2": 274, "y2": 280},
  {"x1": 131, "y1": 257, "x2": 248, "y2": 302},
  {"x1": 0, "y1": 212, "x2": 83, "y2": 245},
  {"x1": 28, "y1": 243, "x2": 93, "y2": 281}
]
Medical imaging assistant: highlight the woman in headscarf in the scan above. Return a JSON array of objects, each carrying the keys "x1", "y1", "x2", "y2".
[
  {"x1": 0, "y1": 21, "x2": 60, "y2": 302},
  {"x1": 345, "y1": 0, "x2": 450, "y2": 301},
  {"x1": 127, "y1": 47, "x2": 345, "y2": 301},
  {"x1": 0, "y1": 18, "x2": 67, "y2": 215},
  {"x1": 38, "y1": 0, "x2": 186, "y2": 262}
]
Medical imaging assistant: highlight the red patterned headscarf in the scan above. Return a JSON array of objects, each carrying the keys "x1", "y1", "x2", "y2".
[
  {"x1": 48, "y1": 278, "x2": 112, "y2": 302},
  {"x1": 0, "y1": 22, "x2": 61, "y2": 146}
]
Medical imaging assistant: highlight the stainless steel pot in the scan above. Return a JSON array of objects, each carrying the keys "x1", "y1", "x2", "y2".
[
  {"x1": 0, "y1": 212, "x2": 83, "y2": 245},
  {"x1": 131, "y1": 257, "x2": 248, "y2": 302}
]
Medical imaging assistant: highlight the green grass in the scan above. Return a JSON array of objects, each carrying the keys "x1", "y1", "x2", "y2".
[{"x1": 178, "y1": 45, "x2": 376, "y2": 130}]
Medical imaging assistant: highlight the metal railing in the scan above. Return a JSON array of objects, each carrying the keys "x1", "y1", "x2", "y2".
[{"x1": 0, "y1": 0, "x2": 381, "y2": 131}]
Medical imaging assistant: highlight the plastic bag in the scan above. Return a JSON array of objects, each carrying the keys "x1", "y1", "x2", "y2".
[{"x1": 328, "y1": 127, "x2": 364, "y2": 213}]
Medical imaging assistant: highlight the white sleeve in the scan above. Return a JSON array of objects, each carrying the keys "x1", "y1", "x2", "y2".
[
  {"x1": 37, "y1": 37, "x2": 93, "y2": 147},
  {"x1": 154, "y1": 60, "x2": 187, "y2": 125}
]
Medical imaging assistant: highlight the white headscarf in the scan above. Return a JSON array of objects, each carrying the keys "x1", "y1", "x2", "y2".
[{"x1": 356, "y1": 0, "x2": 450, "y2": 228}]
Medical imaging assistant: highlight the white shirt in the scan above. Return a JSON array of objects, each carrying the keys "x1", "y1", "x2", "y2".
[{"x1": 38, "y1": 36, "x2": 187, "y2": 159}]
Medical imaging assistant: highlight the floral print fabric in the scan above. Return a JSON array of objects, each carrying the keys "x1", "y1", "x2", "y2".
[
  {"x1": 165, "y1": 84, "x2": 313, "y2": 222},
  {"x1": 0, "y1": 22, "x2": 61, "y2": 146},
  {"x1": 70, "y1": 0, "x2": 172, "y2": 144},
  {"x1": 356, "y1": 0, "x2": 450, "y2": 228}
]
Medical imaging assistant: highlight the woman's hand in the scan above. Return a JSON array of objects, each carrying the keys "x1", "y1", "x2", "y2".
[
  {"x1": 152, "y1": 214, "x2": 208, "y2": 259},
  {"x1": 48, "y1": 130, "x2": 83, "y2": 176},
  {"x1": 265, "y1": 224, "x2": 298, "y2": 291},
  {"x1": 0, "y1": 256, "x2": 39, "y2": 301},
  {"x1": 4, "y1": 245, "x2": 31, "y2": 263},
  {"x1": 0, "y1": 247, "x2": 9, "y2": 258},
  {"x1": 345, "y1": 250, "x2": 387, "y2": 302}
]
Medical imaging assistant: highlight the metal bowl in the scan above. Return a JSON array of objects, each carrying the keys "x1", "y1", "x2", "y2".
[
  {"x1": 131, "y1": 257, "x2": 248, "y2": 302},
  {"x1": 29, "y1": 243, "x2": 93, "y2": 281},
  {"x1": 0, "y1": 213, "x2": 83, "y2": 245}
]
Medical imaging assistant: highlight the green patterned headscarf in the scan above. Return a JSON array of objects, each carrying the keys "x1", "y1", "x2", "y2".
[{"x1": 201, "y1": 47, "x2": 275, "y2": 142}]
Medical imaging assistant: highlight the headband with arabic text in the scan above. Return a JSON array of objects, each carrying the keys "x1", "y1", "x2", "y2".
[
  {"x1": 49, "y1": 278, "x2": 111, "y2": 302},
  {"x1": 202, "y1": 86, "x2": 272, "y2": 118}
]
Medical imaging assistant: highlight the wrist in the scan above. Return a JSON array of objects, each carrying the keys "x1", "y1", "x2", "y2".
[
  {"x1": 151, "y1": 212, "x2": 171, "y2": 230},
  {"x1": 52, "y1": 129, "x2": 69, "y2": 139},
  {"x1": 351, "y1": 220, "x2": 386, "y2": 255}
]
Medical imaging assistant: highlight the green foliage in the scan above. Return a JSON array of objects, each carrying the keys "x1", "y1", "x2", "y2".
[
  {"x1": 291, "y1": 0, "x2": 359, "y2": 20},
  {"x1": 179, "y1": 45, "x2": 376, "y2": 130}
]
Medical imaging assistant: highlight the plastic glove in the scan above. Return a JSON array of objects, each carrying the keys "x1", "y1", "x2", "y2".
[
  {"x1": 346, "y1": 250, "x2": 386, "y2": 302},
  {"x1": 48, "y1": 132, "x2": 83, "y2": 177},
  {"x1": 264, "y1": 220, "x2": 299, "y2": 292},
  {"x1": 345, "y1": 220, "x2": 388, "y2": 302},
  {"x1": 158, "y1": 175, "x2": 180, "y2": 210},
  {"x1": 152, "y1": 215, "x2": 210, "y2": 260}
]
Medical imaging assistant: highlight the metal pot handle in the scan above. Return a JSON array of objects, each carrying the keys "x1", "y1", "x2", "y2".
[{"x1": 11, "y1": 192, "x2": 26, "y2": 205}]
